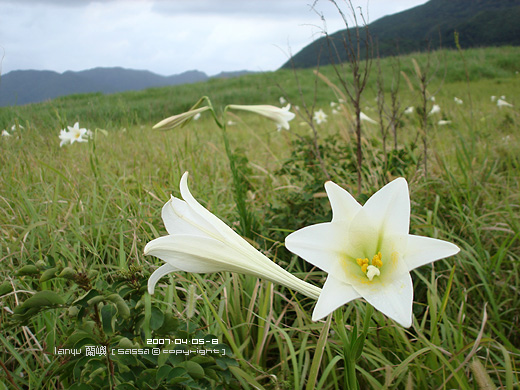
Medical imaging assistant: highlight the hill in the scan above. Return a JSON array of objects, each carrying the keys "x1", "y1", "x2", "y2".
[
  {"x1": 283, "y1": 0, "x2": 520, "y2": 69},
  {"x1": 0, "y1": 67, "x2": 255, "y2": 107}
]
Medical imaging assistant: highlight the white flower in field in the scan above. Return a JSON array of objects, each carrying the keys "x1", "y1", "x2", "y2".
[
  {"x1": 11, "y1": 124, "x2": 24, "y2": 131},
  {"x1": 428, "y1": 104, "x2": 441, "y2": 116},
  {"x1": 330, "y1": 101, "x2": 338, "y2": 108},
  {"x1": 279, "y1": 96, "x2": 287, "y2": 105},
  {"x1": 454, "y1": 97, "x2": 463, "y2": 105},
  {"x1": 360, "y1": 111, "x2": 377, "y2": 124},
  {"x1": 491, "y1": 96, "x2": 497, "y2": 102},
  {"x1": 145, "y1": 172, "x2": 321, "y2": 300},
  {"x1": 2, "y1": 130, "x2": 11, "y2": 137},
  {"x1": 285, "y1": 178, "x2": 460, "y2": 327},
  {"x1": 404, "y1": 106, "x2": 414, "y2": 115},
  {"x1": 437, "y1": 120, "x2": 452, "y2": 126},
  {"x1": 59, "y1": 122, "x2": 90, "y2": 147},
  {"x1": 227, "y1": 104, "x2": 295, "y2": 130},
  {"x1": 193, "y1": 113, "x2": 201, "y2": 121},
  {"x1": 153, "y1": 106, "x2": 210, "y2": 130},
  {"x1": 497, "y1": 99, "x2": 513, "y2": 108},
  {"x1": 332, "y1": 109, "x2": 339, "y2": 115},
  {"x1": 313, "y1": 109, "x2": 328, "y2": 125},
  {"x1": 429, "y1": 96, "x2": 436, "y2": 102}
]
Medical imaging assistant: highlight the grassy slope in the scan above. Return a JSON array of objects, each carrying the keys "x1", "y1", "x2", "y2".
[{"x1": 0, "y1": 46, "x2": 519, "y2": 389}]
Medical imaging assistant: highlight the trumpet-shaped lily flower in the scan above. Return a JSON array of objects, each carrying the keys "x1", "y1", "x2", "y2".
[
  {"x1": 153, "y1": 106, "x2": 211, "y2": 130},
  {"x1": 360, "y1": 112, "x2": 378, "y2": 124},
  {"x1": 454, "y1": 97, "x2": 463, "y2": 105},
  {"x1": 428, "y1": 104, "x2": 441, "y2": 116},
  {"x1": 227, "y1": 104, "x2": 295, "y2": 130},
  {"x1": 497, "y1": 99, "x2": 513, "y2": 108},
  {"x1": 285, "y1": 178, "x2": 459, "y2": 327},
  {"x1": 145, "y1": 172, "x2": 321, "y2": 299},
  {"x1": 59, "y1": 122, "x2": 90, "y2": 147},
  {"x1": 313, "y1": 109, "x2": 328, "y2": 124}
]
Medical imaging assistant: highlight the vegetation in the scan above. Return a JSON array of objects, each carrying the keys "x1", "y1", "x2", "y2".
[
  {"x1": 285, "y1": 0, "x2": 520, "y2": 69},
  {"x1": 0, "y1": 46, "x2": 519, "y2": 389}
]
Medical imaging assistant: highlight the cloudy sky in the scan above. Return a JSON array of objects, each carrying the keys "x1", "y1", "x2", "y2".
[{"x1": 0, "y1": 0, "x2": 429, "y2": 77}]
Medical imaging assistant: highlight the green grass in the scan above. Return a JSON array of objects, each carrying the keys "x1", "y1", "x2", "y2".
[{"x1": 1, "y1": 46, "x2": 519, "y2": 389}]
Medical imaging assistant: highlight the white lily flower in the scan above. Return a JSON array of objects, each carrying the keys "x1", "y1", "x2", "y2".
[
  {"x1": 454, "y1": 97, "x2": 463, "y2": 105},
  {"x1": 313, "y1": 109, "x2": 328, "y2": 125},
  {"x1": 227, "y1": 104, "x2": 295, "y2": 130},
  {"x1": 279, "y1": 96, "x2": 287, "y2": 105},
  {"x1": 404, "y1": 106, "x2": 414, "y2": 115},
  {"x1": 145, "y1": 172, "x2": 321, "y2": 300},
  {"x1": 497, "y1": 99, "x2": 513, "y2": 108},
  {"x1": 491, "y1": 96, "x2": 497, "y2": 102},
  {"x1": 428, "y1": 104, "x2": 441, "y2": 116},
  {"x1": 437, "y1": 120, "x2": 452, "y2": 126},
  {"x1": 285, "y1": 178, "x2": 459, "y2": 327},
  {"x1": 59, "y1": 122, "x2": 89, "y2": 147},
  {"x1": 2, "y1": 130, "x2": 11, "y2": 137},
  {"x1": 153, "y1": 106, "x2": 211, "y2": 130},
  {"x1": 360, "y1": 112, "x2": 377, "y2": 124}
]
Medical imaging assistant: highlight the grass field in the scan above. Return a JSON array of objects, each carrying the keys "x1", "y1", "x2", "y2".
[{"x1": 1, "y1": 46, "x2": 519, "y2": 389}]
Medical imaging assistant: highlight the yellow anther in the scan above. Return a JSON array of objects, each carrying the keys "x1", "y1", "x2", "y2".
[
  {"x1": 372, "y1": 251, "x2": 383, "y2": 268},
  {"x1": 361, "y1": 263, "x2": 368, "y2": 273},
  {"x1": 356, "y1": 258, "x2": 369, "y2": 267}
]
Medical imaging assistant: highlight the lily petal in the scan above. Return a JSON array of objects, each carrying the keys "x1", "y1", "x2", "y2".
[
  {"x1": 356, "y1": 270, "x2": 413, "y2": 327},
  {"x1": 313, "y1": 275, "x2": 361, "y2": 321},
  {"x1": 148, "y1": 263, "x2": 179, "y2": 295},
  {"x1": 285, "y1": 222, "x2": 348, "y2": 274},
  {"x1": 325, "y1": 181, "x2": 362, "y2": 223},
  {"x1": 404, "y1": 235, "x2": 460, "y2": 271},
  {"x1": 362, "y1": 178, "x2": 410, "y2": 236}
]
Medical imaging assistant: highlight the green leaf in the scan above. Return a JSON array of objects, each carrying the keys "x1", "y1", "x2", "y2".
[
  {"x1": 101, "y1": 304, "x2": 117, "y2": 336},
  {"x1": 156, "y1": 365, "x2": 172, "y2": 383},
  {"x1": 16, "y1": 265, "x2": 39, "y2": 276},
  {"x1": 0, "y1": 282, "x2": 13, "y2": 296},
  {"x1": 179, "y1": 361, "x2": 205, "y2": 380},
  {"x1": 40, "y1": 267, "x2": 59, "y2": 282},
  {"x1": 150, "y1": 306, "x2": 164, "y2": 330},
  {"x1": 18, "y1": 290, "x2": 66, "y2": 308}
]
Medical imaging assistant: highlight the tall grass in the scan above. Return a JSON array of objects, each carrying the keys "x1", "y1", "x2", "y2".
[{"x1": 1, "y1": 46, "x2": 519, "y2": 389}]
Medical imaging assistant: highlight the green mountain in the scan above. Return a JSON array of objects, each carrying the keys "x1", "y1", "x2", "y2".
[
  {"x1": 283, "y1": 0, "x2": 520, "y2": 69},
  {"x1": 0, "y1": 67, "x2": 256, "y2": 107}
]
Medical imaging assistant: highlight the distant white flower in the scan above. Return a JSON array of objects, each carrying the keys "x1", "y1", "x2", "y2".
[
  {"x1": 428, "y1": 104, "x2": 441, "y2": 116},
  {"x1": 313, "y1": 109, "x2": 328, "y2": 125},
  {"x1": 437, "y1": 120, "x2": 452, "y2": 126},
  {"x1": 454, "y1": 97, "x2": 463, "y2": 105},
  {"x1": 285, "y1": 178, "x2": 460, "y2": 327},
  {"x1": 11, "y1": 124, "x2": 24, "y2": 131},
  {"x1": 193, "y1": 113, "x2": 201, "y2": 121},
  {"x1": 360, "y1": 111, "x2": 377, "y2": 124},
  {"x1": 429, "y1": 96, "x2": 436, "y2": 102},
  {"x1": 279, "y1": 96, "x2": 287, "y2": 105},
  {"x1": 338, "y1": 98, "x2": 346, "y2": 104},
  {"x1": 153, "y1": 106, "x2": 210, "y2": 130},
  {"x1": 501, "y1": 95, "x2": 506, "y2": 100},
  {"x1": 145, "y1": 172, "x2": 321, "y2": 300},
  {"x1": 59, "y1": 122, "x2": 90, "y2": 147},
  {"x1": 2, "y1": 130, "x2": 11, "y2": 137},
  {"x1": 332, "y1": 109, "x2": 339, "y2": 115},
  {"x1": 330, "y1": 101, "x2": 338, "y2": 108},
  {"x1": 227, "y1": 120, "x2": 236, "y2": 126},
  {"x1": 227, "y1": 104, "x2": 295, "y2": 130},
  {"x1": 497, "y1": 99, "x2": 513, "y2": 108},
  {"x1": 491, "y1": 96, "x2": 497, "y2": 102},
  {"x1": 404, "y1": 106, "x2": 414, "y2": 115}
]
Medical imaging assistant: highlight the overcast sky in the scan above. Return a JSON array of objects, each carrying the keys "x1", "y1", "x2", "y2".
[{"x1": 0, "y1": 0, "x2": 429, "y2": 77}]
